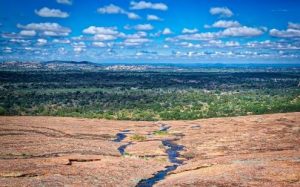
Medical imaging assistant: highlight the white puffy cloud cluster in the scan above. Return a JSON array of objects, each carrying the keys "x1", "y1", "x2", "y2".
[
  {"x1": 72, "y1": 41, "x2": 86, "y2": 53},
  {"x1": 92, "y1": 42, "x2": 106, "y2": 48},
  {"x1": 123, "y1": 38, "x2": 151, "y2": 46},
  {"x1": 162, "y1": 28, "x2": 172, "y2": 35},
  {"x1": 20, "y1": 30, "x2": 36, "y2": 36},
  {"x1": 37, "y1": 38, "x2": 47, "y2": 46},
  {"x1": 83, "y1": 26, "x2": 118, "y2": 35},
  {"x1": 210, "y1": 7, "x2": 233, "y2": 17},
  {"x1": 98, "y1": 4, "x2": 140, "y2": 20},
  {"x1": 270, "y1": 22, "x2": 300, "y2": 38},
  {"x1": 147, "y1": 14, "x2": 162, "y2": 21},
  {"x1": 134, "y1": 24, "x2": 154, "y2": 30},
  {"x1": 122, "y1": 31, "x2": 151, "y2": 46},
  {"x1": 83, "y1": 26, "x2": 120, "y2": 41},
  {"x1": 176, "y1": 27, "x2": 263, "y2": 41},
  {"x1": 175, "y1": 21, "x2": 264, "y2": 42},
  {"x1": 81, "y1": 25, "x2": 152, "y2": 47},
  {"x1": 182, "y1": 28, "x2": 198, "y2": 34},
  {"x1": 4, "y1": 1, "x2": 300, "y2": 62},
  {"x1": 17, "y1": 22, "x2": 71, "y2": 36},
  {"x1": 205, "y1": 20, "x2": 241, "y2": 28},
  {"x1": 222, "y1": 26, "x2": 263, "y2": 37},
  {"x1": 3, "y1": 47, "x2": 12, "y2": 53},
  {"x1": 35, "y1": 7, "x2": 69, "y2": 18},
  {"x1": 130, "y1": 1, "x2": 168, "y2": 11},
  {"x1": 56, "y1": 0, "x2": 72, "y2": 5},
  {"x1": 83, "y1": 26, "x2": 120, "y2": 42},
  {"x1": 53, "y1": 39, "x2": 71, "y2": 44},
  {"x1": 178, "y1": 40, "x2": 240, "y2": 49}
]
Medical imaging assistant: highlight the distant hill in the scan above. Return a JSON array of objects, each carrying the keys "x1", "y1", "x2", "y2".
[
  {"x1": 0, "y1": 61, "x2": 165, "y2": 71},
  {"x1": 42, "y1": 60, "x2": 98, "y2": 66},
  {"x1": 0, "y1": 60, "x2": 102, "y2": 71},
  {"x1": 1, "y1": 61, "x2": 300, "y2": 72}
]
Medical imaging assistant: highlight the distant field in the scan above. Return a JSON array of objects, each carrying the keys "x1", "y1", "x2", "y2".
[{"x1": 0, "y1": 68, "x2": 300, "y2": 120}]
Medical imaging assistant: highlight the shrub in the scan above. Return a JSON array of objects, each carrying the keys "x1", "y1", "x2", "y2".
[
  {"x1": 130, "y1": 134, "x2": 146, "y2": 141},
  {"x1": 0, "y1": 107, "x2": 6, "y2": 115},
  {"x1": 153, "y1": 130, "x2": 169, "y2": 136}
]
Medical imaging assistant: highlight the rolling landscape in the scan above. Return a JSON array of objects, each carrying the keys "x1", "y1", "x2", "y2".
[
  {"x1": 1, "y1": 62, "x2": 300, "y2": 120},
  {"x1": 1, "y1": 0, "x2": 300, "y2": 186}
]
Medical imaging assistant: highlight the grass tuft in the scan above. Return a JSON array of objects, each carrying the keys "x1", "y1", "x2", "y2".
[{"x1": 130, "y1": 134, "x2": 147, "y2": 141}]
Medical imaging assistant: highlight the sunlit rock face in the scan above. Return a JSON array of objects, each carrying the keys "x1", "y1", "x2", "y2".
[{"x1": 1, "y1": 112, "x2": 299, "y2": 186}]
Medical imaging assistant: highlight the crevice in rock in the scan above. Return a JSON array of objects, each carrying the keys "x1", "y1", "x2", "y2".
[{"x1": 66, "y1": 158, "x2": 101, "y2": 165}]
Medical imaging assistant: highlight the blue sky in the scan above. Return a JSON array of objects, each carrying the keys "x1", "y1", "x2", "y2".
[{"x1": 1, "y1": 0, "x2": 300, "y2": 63}]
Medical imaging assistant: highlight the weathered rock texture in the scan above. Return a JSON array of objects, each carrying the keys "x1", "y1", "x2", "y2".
[{"x1": 0, "y1": 113, "x2": 299, "y2": 186}]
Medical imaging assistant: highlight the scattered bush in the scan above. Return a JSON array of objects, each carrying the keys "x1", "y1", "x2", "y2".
[
  {"x1": 130, "y1": 134, "x2": 147, "y2": 141},
  {"x1": 153, "y1": 130, "x2": 169, "y2": 136}
]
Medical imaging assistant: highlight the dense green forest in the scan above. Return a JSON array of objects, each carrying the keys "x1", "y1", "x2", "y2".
[{"x1": 0, "y1": 69, "x2": 299, "y2": 120}]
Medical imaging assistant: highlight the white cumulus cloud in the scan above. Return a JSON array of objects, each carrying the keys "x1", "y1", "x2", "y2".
[
  {"x1": 175, "y1": 26, "x2": 263, "y2": 41},
  {"x1": 127, "y1": 12, "x2": 140, "y2": 19},
  {"x1": 37, "y1": 38, "x2": 47, "y2": 46},
  {"x1": 270, "y1": 28, "x2": 300, "y2": 38},
  {"x1": 97, "y1": 4, "x2": 140, "y2": 20},
  {"x1": 123, "y1": 38, "x2": 151, "y2": 46},
  {"x1": 98, "y1": 4, "x2": 124, "y2": 14},
  {"x1": 92, "y1": 42, "x2": 106, "y2": 47},
  {"x1": 288, "y1": 22, "x2": 300, "y2": 30},
  {"x1": 56, "y1": 0, "x2": 72, "y2": 5},
  {"x1": 3, "y1": 47, "x2": 12, "y2": 53},
  {"x1": 53, "y1": 39, "x2": 70, "y2": 44},
  {"x1": 269, "y1": 22, "x2": 300, "y2": 38},
  {"x1": 35, "y1": 7, "x2": 69, "y2": 18},
  {"x1": 134, "y1": 24, "x2": 154, "y2": 30},
  {"x1": 83, "y1": 26, "x2": 118, "y2": 35},
  {"x1": 222, "y1": 26, "x2": 263, "y2": 37},
  {"x1": 162, "y1": 28, "x2": 172, "y2": 35},
  {"x1": 93, "y1": 34, "x2": 116, "y2": 41},
  {"x1": 225, "y1": 41, "x2": 240, "y2": 47},
  {"x1": 210, "y1": 7, "x2": 233, "y2": 17},
  {"x1": 130, "y1": 1, "x2": 168, "y2": 11},
  {"x1": 182, "y1": 28, "x2": 198, "y2": 34},
  {"x1": 17, "y1": 22, "x2": 71, "y2": 36},
  {"x1": 147, "y1": 14, "x2": 162, "y2": 21},
  {"x1": 72, "y1": 42, "x2": 86, "y2": 53},
  {"x1": 206, "y1": 20, "x2": 241, "y2": 28},
  {"x1": 83, "y1": 26, "x2": 119, "y2": 41},
  {"x1": 177, "y1": 32, "x2": 218, "y2": 41},
  {"x1": 20, "y1": 30, "x2": 36, "y2": 36}
]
